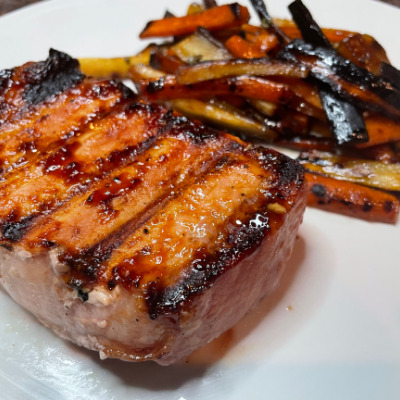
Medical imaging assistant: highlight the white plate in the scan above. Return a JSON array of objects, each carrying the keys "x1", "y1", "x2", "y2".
[{"x1": 1, "y1": 0, "x2": 400, "y2": 399}]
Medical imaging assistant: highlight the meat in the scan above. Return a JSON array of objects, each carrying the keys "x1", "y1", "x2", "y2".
[{"x1": 0, "y1": 50, "x2": 307, "y2": 365}]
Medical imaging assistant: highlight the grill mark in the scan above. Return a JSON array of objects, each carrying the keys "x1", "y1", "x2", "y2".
[
  {"x1": 103, "y1": 155, "x2": 274, "y2": 302},
  {"x1": 42, "y1": 132, "x2": 243, "y2": 287},
  {"x1": 0, "y1": 73, "x2": 83, "y2": 137},
  {"x1": 3, "y1": 77, "x2": 132, "y2": 142},
  {"x1": 0, "y1": 98, "x2": 138, "y2": 191},
  {"x1": 9, "y1": 108, "x2": 194, "y2": 242},
  {"x1": 145, "y1": 209, "x2": 275, "y2": 319},
  {"x1": 39, "y1": 102, "x2": 164, "y2": 183},
  {"x1": 0, "y1": 100, "x2": 159, "y2": 211},
  {"x1": 62, "y1": 144, "x2": 238, "y2": 283},
  {"x1": 60, "y1": 183, "x2": 179, "y2": 286},
  {"x1": 1, "y1": 214, "x2": 36, "y2": 242},
  {"x1": 0, "y1": 79, "x2": 116, "y2": 137},
  {"x1": 100, "y1": 147, "x2": 302, "y2": 318},
  {"x1": 0, "y1": 69, "x2": 134, "y2": 144},
  {"x1": 0, "y1": 104, "x2": 172, "y2": 243},
  {"x1": 147, "y1": 178, "x2": 293, "y2": 319},
  {"x1": 0, "y1": 107, "x2": 135, "y2": 228},
  {"x1": 0, "y1": 81, "x2": 126, "y2": 178}
]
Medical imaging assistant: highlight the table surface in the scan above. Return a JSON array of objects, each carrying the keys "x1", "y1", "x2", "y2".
[{"x1": 1, "y1": 0, "x2": 400, "y2": 15}]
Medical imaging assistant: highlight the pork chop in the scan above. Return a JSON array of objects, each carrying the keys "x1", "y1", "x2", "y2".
[{"x1": 0, "y1": 50, "x2": 306, "y2": 365}]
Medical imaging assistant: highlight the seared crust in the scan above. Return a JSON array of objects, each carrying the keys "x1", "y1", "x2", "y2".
[{"x1": 0, "y1": 51, "x2": 307, "y2": 364}]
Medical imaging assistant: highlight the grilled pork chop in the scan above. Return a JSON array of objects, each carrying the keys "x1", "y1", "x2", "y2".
[{"x1": 0, "y1": 50, "x2": 306, "y2": 365}]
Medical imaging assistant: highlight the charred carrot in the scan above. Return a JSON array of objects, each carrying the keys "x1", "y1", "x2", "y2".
[
  {"x1": 278, "y1": 40, "x2": 400, "y2": 121},
  {"x1": 139, "y1": 4, "x2": 250, "y2": 38},
  {"x1": 287, "y1": 96, "x2": 400, "y2": 146},
  {"x1": 305, "y1": 172, "x2": 399, "y2": 224},
  {"x1": 137, "y1": 74, "x2": 292, "y2": 104},
  {"x1": 336, "y1": 34, "x2": 390, "y2": 75}
]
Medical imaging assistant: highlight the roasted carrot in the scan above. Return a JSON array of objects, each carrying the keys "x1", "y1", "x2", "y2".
[
  {"x1": 250, "y1": 32, "x2": 279, "y2": 53},
  {"x1": 244, "y1": 31, "x2": 279, "y2": 54},
  {"x1": 275, "y1": 136, "x2": 334, "y2": 152},
  {"x1": 278, "y1": 82, "x2": 400, "y2": 145},
  {"x1": 139, "y1": 4, "x2": 250, "y2": 38},
  {"x1": 176, "y1": 58, "x2": 309, "y2": 85},
  {"x1": 360, "y1": 142, "x2": 400, "y2": 163},
  {"x1": 136, "y1": 74, "x2": 293, "y2": 104},
  {"x1": 305, "y1": 172, "x2": 399, "y2": 223},
  {"x1": 336, "y1": 34, "x2": 390, "y2": 75},
  {"x1": 248, "y1": 98, "x2": 277, "y2": 116},
  {"x1": 357, "y1": 115, "x2": 400, "y2": 148},
  {"x1": 272, "y1": 77, "x2": 323, "y2": 111},
  {"x1": 240, "y1": 24, "x2": 263, "y2": 35},
  {"x1": 225, "y1": 35, "x2": 266, "y2": 58}
]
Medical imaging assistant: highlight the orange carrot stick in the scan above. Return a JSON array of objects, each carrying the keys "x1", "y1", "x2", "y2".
[
  {"x1": 357, "y1": 115, "x2": 400, "y2": 148},
  {"x1": 136, "y1": 75, "x2": 292, "y2": 104},
  {"x1": 225, "y1": 35, "x2": 266, "y2": 59},
  {"x1": 244, "y1": 30, "x2": 279, "y2": 54},
  {"x1": 305, "y1": 172, "x2": 399, "y2": 223},
  {"x1": 140, "y1": 4, "x2": 250, "y2": 38}
]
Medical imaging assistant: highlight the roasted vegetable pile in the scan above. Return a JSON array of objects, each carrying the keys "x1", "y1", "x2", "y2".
[{"x1": 78, "y1": 0, "x2": 400, "y2": 223}]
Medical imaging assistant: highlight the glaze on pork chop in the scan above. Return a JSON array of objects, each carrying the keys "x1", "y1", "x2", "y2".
[{"x1": 0, "y1": 50, "x2": 306, "y2": 365}]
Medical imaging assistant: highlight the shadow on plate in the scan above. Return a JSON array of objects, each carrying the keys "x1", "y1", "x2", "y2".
[{"x1": 88, "y1": 235, "x2": 306, "y2": 390}]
